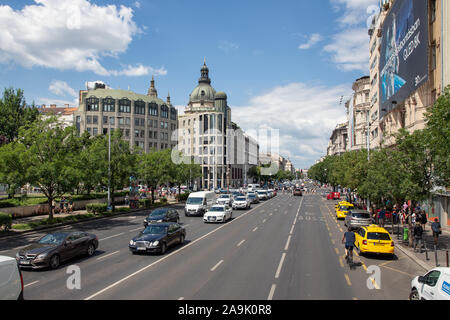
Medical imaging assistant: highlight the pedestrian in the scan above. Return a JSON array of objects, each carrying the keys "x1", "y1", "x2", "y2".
[
  {"x1": 402, "y1": 202, "x2": 408, "y2": 213},
  {"x1": 431, "y1": 218, "x2": 442, "y2": 248},
  {"x1": 68, "y1": 197, "x2": 74, "y2": 213},
  {"x1": 392, "y1": 205, "x2": 398, "y2": 224},
  {"x1": 420, "y1": 210, "x2": 427, "y2": 231},
  {"x1": 64, "y1": 196, "x2": 69, "y2": 213},
  {"x1": 413, "y1": 222, "x2": 424, "y2": 253},
  {"x1": 59, "y1": 197, "x2": 65, "y2": 214},
  {"x1": 51, "y1": 199, "x2": 56, "y2": 215},
  {"x1": 378, "y1": 207, "x2": 386, "y2": 228},
  {"x1": 125, "y1": 194, "x2": 129, "y2": 205}
]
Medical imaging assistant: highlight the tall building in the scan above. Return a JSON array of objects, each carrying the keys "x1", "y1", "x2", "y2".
[
  {"x1": 327, "y1": 122, "x2": 348, "y2": 156},
  {"x1": 177, "y1": 61, "x2": 258, "y2": 190},
  {"x1": 73, "y1": 79, "x2": 178, "y2": 152}
]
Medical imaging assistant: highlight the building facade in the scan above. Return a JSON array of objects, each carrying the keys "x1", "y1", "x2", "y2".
[
  {"x1": 177, "y1": 62, "x2": 258, "y2": 190},
  {"x1": 39, "y1": 104, "x2": 77, "y2": 128},
  {"x1": 327, "y1": 122, "x2": 348, "y2": 156},
  {"x1": 73, "y1": 79, "x2": 178, "y2": 153}
]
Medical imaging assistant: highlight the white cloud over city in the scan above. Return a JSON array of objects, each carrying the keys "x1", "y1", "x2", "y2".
[
  {"x1": 0, "y1": 0, "x2": 164, "y2": 76},
  {"x1": 298, "y1": 33, "x2": 323, "y2": 50},
  {"x1": 232, "y1": 82, "x2": 352, "y2": 169}
]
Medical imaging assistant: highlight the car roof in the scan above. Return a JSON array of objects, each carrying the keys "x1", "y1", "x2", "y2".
[
  {"x1": 145, "y1": 222, "x2": 175, "y2": 227},
  {"x1": 362, "y1": 225, "x2": 389, "y2": 233},
  {"x1": 350, "y1": 209, "x2": 370, "y2": 213}
]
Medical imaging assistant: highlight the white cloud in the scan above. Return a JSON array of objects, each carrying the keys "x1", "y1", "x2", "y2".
[
  {"x1": 231, "y1": 82, "x2": 352, "y2": 168},
  {"x1": 0, "y1": 0, "x2": 160, "y2": 77},
  {"x1": 323, "y1": 27, "x2": 369, "y2": 72},
  {"x1": 330, "y1": 0, "x2": 380, "y2": 26},
  {"x1": 49, "y1": 80, "x2": 77, "y2": 97},
  {"x1": 298, "y1": 33, "x2": 323, "y2": 50},
  {"x1": 133, "y1": 1, "x2": 141, "y2": 9},
  {"x1": 218, "y1": 41, "x2": 239, "y2": 53},
  {"x1": 109, "y1": 64, "x2": 167, "y2": 77}
]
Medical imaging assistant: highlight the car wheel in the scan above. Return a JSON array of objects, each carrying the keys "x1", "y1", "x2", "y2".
[
  {"x1": 87, "y1": 243, "x2": 96, "y2": 256},
  {"x1": 160, "y1": 242, "x2": 167, "y2": 255},
  {"x1": 409, "y1": 288, "x2": 420, "y2": 300},
  {"x1": 49, "y1": 254, "x2": 60, "y2": 269}
]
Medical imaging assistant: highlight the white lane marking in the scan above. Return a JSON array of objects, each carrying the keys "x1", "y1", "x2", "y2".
[
  {"x1": 96, "y1": 250, "x2": 120, "y2": 260},
  {"x1": 99, "y1": 233, "x2": 125, "y2": 241},
  {"x1": 275, "y1": 253, "x2": 286, "y2": 279},
  {"x1": 237, "y1": 239, "x2": 246, "y2": 247},
  {"x1": 129, "y1": 227, "x2": 143, "y2": 233},
  {"x1": 24, "y1": 280, "x2": 40, "y2": 288},
  {"x1": 289, "y1": 225, "x2": 295, "y2": 235},
  {"x1": 268, "y1": 284, "x2": 277, "y2": 300},
  {"x1": 252, "y1": 227, "x2": 258, "y2": 232},
  {"x1": 84, "y1": 196, "x2": 279, "y2": 300},
  {"x1": 284, "y1": 235, "x2": 292, "y2": 251},
  {"x1": 262, "y1": 219, "x2": 267, "y2": 223},
  {"x1": 210, "y1": 260, "x2": 224, "y2": 272}
]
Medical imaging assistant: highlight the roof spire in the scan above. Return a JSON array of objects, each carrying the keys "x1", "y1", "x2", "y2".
[
  {"x1": 147, "y1": 75, "x2": 158, "y2": 97},
  {"x1": 167, "y1": 90, "x2": 171, "y2": 104}
]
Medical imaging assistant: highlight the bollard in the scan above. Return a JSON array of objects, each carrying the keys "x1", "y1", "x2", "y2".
[
  {"x1": 434, "y1": 245, "x2": 439, "y2": 267},
  {"x1": 424, "y1": 241, "x2": 429, "y2": 261}
]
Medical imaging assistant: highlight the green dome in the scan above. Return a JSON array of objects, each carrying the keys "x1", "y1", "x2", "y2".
[
  {"x1": 189, "y1": 84, "x2": 216, "y2": 102},
  {"x1": 215, "y1": 91, "x2": 227, "y2": 100}
]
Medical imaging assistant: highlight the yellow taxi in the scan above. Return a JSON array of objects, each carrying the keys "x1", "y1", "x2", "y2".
[
  {"x1": 354, "y1": 225, "x2": 394, "y2": 256},
  {"x1": 335, "y1": 202, "x2": 354, "y2": 219}
]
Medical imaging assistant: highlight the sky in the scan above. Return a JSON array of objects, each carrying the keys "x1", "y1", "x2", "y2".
[{"x1": 0, "y1": 0, "x2": 381, "y2": 169}]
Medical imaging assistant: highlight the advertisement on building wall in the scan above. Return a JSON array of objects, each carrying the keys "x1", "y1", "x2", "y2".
[{"x1": 379, "y1": 0, "x2": 428, "y2": 118}]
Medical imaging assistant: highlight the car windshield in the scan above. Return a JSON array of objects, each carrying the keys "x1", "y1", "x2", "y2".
[
  {"x1": 148, "y1": 209, "x2": 167, "y2": 218},
  {"x1": 143, "y1": 225, "x2": 168, "y2": 235},
  {"x1": 209, "y1": 207, "x2": 225, "y2": 212},
  {"x1": 187, "y1": 197, "x2": 203, "y2": 204},
  {"x1": 367, "y1": 232, "x2": 391, "y2": 241},
  {"x1": 257, "y1": 191, "x2": 266, "y2": 194},
  {"x1": 39, "y1": 233, "x2": 67, "y2": 245},
  {"x1": 248, "y1": 194, "x2": 255, "y2": 198},
  {"x1": 236, "y1": 197, "x2": 246, "y2": 201},
  {"x1": 219, "y1": 195, "x2": 230, "y2": 198},
  {"x1": 353, "y1": 212, "x2": 370, "y2": 219},
  {"x1": 340, "y1": 206, "x2": 349, "y2": 211}
]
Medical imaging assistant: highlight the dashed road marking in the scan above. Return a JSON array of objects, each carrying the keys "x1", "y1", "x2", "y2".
[
  {"x1": 210, "y1": 260, "x2": 224, "y2": 272},
  {"x1": 96, "y1": 250, "x2": 120, "y2": 261}
]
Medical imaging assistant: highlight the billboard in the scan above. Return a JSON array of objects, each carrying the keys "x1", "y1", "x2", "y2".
[{"x1": 379, "y1": 0, "x2": 428, "y2": 118}]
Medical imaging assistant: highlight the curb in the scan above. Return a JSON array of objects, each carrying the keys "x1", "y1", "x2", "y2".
[{"x1": 394, "y1": 241, "x2": 432, "y2": 271}]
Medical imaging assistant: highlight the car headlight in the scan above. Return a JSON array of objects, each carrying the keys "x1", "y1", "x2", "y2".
[
  {"x1": 152, "y1": 241, "x2": 159, "y2": 247},
  {"x1": 129, "y1": 240, "x2": 136, "y2": 246},
  {"x1": 36, "y1": 253, "x2": 48, "y2": 259}
]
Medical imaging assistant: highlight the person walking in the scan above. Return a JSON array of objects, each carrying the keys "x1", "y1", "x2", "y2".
[
  {"x1": 59, "y1": 197, "x2": 65, "y2": 214},
  {"x1": 419, "y1": 210, "x2": 427, "y2": 231},
  {"x1": 431, "y1": 218, "x2": 442, "y2": 248},
  {"x1": 378, "y1": 207, "x2": 386, "y2": 228},
  {"x1": 413, "y1": 222, "x2": 424, "y2": 253},
  {"x1": 68, "y1": 197, "x2": 74, "y2": 213}
]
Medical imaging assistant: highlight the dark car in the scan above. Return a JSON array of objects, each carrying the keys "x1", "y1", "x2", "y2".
[
  {"x1": 293, "y1": 188, "x2": 303, "y2": 196},
  {"x1": 144, "y1": 208, "x2": 180, "y2": 227},
  {"x1": 16, "y1": 231, "x2": 98, "y2": 270},
  {"x1": 129, "y1": 222, "x2": 186, "y2": 254}
]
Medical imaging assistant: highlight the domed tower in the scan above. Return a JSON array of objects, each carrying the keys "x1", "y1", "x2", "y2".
[
  {"x1": 214, "y1": 91, "x2": 227, "y2": 112},
  {"x1": 147, "y1": 75, "x2": 158, "y2": 98},
  {"x1": 188, "y1": 60, "x2": 216, "y2": 107}
]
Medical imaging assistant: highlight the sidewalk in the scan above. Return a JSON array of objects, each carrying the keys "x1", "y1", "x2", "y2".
[{"x1": 384, "y1": 223, "x2": 450, "y2": 271}]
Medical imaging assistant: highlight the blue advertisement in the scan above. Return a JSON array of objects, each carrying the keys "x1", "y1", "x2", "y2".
[
  {"x1": 443, "y1": 281, "x2": 450, "y2": 296},
  {"x1": 379, "y1": 0, "x2": 428, "y2": 118}
]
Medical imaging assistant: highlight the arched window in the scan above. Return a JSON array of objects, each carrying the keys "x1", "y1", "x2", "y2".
[
  {"x1": 118, "y1": 98, "x2": 131, "y2": 113},
  {"x1": 135, "y1": 100, "x2": 145, "y2": 115},
  {"x1": 149, "y1": 102, "x2": 158, "y2": 116},
  {"x1": 161, "y1": 105, "x2": 169, "y2": 118},
  {"x1": 102, "y1": 97, "x2": 115, "y2": 112},
  {"x1": 86, "y1": 97, "x2": 99, "y2": 112},
  {"x1": 170, "y1": 107, "x2": 177, "y2": 120}
]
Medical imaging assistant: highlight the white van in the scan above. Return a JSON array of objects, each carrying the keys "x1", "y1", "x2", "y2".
[
  {"x1": 0, "y1": 255, "x2": 24, "y2": 300},
  {"x1": 248, "y1": 184, "x2": 260, "y2": 192},
  {"x1": 410, "y1": 267, "x2": 450, "y2": 300},
  {"x1": 185, "y1": 191, "x2": 215, "y2": 217}
]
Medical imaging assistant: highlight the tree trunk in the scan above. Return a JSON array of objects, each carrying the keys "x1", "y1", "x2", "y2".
[{"x1": 48, "y1": 197, "x2": 54, "y2": 220}]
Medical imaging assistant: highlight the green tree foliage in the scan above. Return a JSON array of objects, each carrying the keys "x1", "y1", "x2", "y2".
[{"x1": 0, "y1": 87, "x2": 39, "y2": 143}]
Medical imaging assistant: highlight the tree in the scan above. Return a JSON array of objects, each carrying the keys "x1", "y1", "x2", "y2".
[
  {"x1": 423, "y1": 85, "x2": 450, "y2": 188},
  {"x1": 86, "y1": 129, "x2": 136, "y2": 209},
  {"x1": 0, "y1": 142, "x2": 28, "y2": 198},
  {"x1": 18, "y1": 116, "x2": 80, "y2": 219},
  {"x1": 169, "y1": 151, "x2": 202, "y2": 195},
  {"x1": 0, "y1": 87, "x2": 39, "y2": 143}
]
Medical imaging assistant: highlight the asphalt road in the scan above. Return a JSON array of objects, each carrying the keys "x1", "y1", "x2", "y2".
[{"x1": 0, "y1": 190, "x2": 426, "y2": 300}]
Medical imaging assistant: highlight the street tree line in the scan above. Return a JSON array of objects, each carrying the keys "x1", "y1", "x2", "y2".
[
  {"x1": 0, "y1": 88, "x2": 202, "y2": 219},
  {"x1": 308, "y1": 86, "x2": 450, "y2": 210}
]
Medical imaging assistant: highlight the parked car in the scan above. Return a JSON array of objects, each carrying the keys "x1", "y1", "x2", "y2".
[
  {"x1": 345, "y1": 210, "x2": 372, "y2": 230},
  {"x1": 216, "y1": 194, "x2": 233, "y2": 206},
  {"x1": 129, "y1": 222, "x2": 185, "y2": 255},
  {"x1": 410, "y1": 267, "x2": 450, "y2": 300},
  {"x1": 203, "y1": 205, "x2": 233, "y2": 223},
  {"x1": 354, "y1": 225, "x2": 394, "y2": 257},
  {"x1": 293, "y1": 188, "x2": 303, "y2": 196},
  {"x1": 336, "y1": 202, "x2": 354, "y2": 219},
  {"x1": 247, "y1": 193, "x2": 260, "y2": 204},
  {"x1": 327, "y1": 192, "x2": 341, "y2": 200},
  {"x1": 16, "y1": 231, "x2": 98, "y2": 269},
  {"x1": 144, "y1": 208, "x2": 179, "y2": 227},
  {"x1": 0, "y1": 255, "x2": 24, "y2": 300},
  {"x1": 232, "y1": 196, "x2": 251, "y2": 210}
]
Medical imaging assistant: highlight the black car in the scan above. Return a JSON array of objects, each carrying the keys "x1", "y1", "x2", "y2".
[
  {"x1": 129, "y1": 222, "x2": 186, "y2": 254},
  {"x1": 144, "y1": 208, "x2": 180, "y2": 227},
  {"x1": 16, "y1": 231, "x2": 98, "y2": 269}
]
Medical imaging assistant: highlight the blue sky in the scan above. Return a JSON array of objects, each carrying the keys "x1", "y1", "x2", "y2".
[{"x1": 0, "y1": 0, "x2": 380, "y2": 169}]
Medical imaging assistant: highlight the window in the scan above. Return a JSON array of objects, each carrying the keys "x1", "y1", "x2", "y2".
[
  {"x1": 424, "y1": 270, "x2": 440, "y2": 287},
  {"x1": 161, "y1": 105, "x2": 169, "y2": 118},
  {"x1": 118, "y1": 117, "x2": 125, "y2": 125},
  {"x1": 86, "y1": 127, "x2": 91, "y2": 134},
  {"x1": 218, "y1": 114, "x2": 223, "y2": 132},
  {"x1": 135, "y1": 130, "x2": 139, "y2": 138},
  {"x1": 125, "y1": 129, "x2": 130, "y2": 137},
  {"x1": 170, "y1": 107, "x2": 177, "y2": 120},
  {"x1": 103, "y1": 116, "x2": 108, "y2": 124},
  {"x1": 161, "y1": 121, "x2": 164, "y2": 129},
  {"x1": 92, "y1": 128, "x2": 98, "y2": 136},
  {"x1": 140, "y1": 130, "x2": 145, "y2": 138},
  {"x1": 86, "y1": 116, "x2": 92, "y2": 124},
  {"x1": 135, "y1": 100, "x2": 145, "y2": 115},
  {"x1": 102, "y1": 97, "x2": 115, "y2": 112},
  {"x1": 109, "y1": 117, "x2": 115, "y2": 125},
  {"x1": 92, "y1": 116, "x2": 98, "y2": 124},
  {"x1": 86, "y1": 97, "x2": 99, "y2": 111},
  {"x1": 164, "y1": 122, "x2": 168, "y2": 129},
  {"x1": 149, "y1": 103, "x2": 158, "y2": 116},
  {"x1": 431, "y1": 42, "x2": 436, "y2": 70},
  {"x1": 135, "y1": 118, "x2": 140, "y2": 126},
  {"x1": 118, "y1": 99, "x2": 131, "y2": 113},
  {"x1": 125, "y1": 117, "x2": 131, "y2": 125}
]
